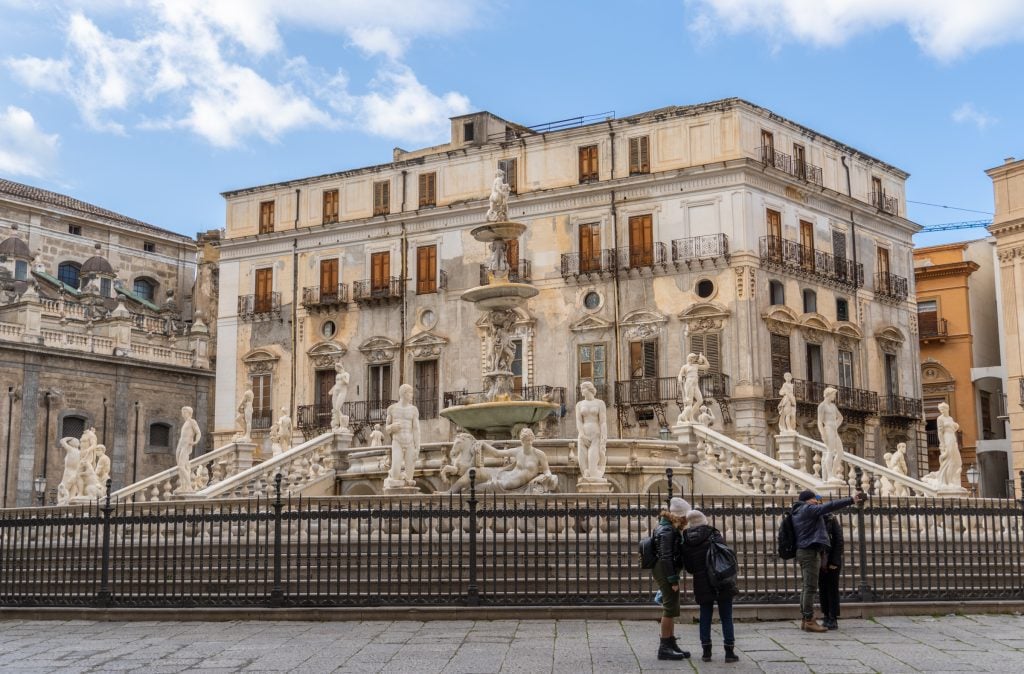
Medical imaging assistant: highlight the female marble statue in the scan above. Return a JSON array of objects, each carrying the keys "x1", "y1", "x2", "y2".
[
  {"x1": 478, "y1": 428, "x2": 557, "y2": 493},
  {"x1": 677, "y1": 353, "x2": 710, "y2": 423},
  {"x1": 234, "y1": 390, "x2": 254, "y2": 441},
  {"x1": 777, "y1": 372, "x2": 797, "y2": 434},
  {"x1": 485, "y1": 169, "x2": 510, "y2": 222},
  {"x1": 575, "y1": 381, "x2": 608, "y2": 481},
  {"x1": 816, "y1": 387, "x2": 844, "y2": 483},
  {"x1": 368, "y1": 424, "x2": 386, "y2": 447},
  {"x1": 175, "y1": 406, "x2": 202, "y2": 494},
  {"x1": 277, "y1": 407, "x2": 293, "y2": 453},
  {"x1": 329, "y1": 363, "x2": 350, "y2": 431},
  {"x1": 932, "y1": 402, "x2": 963, "y2": 488}
]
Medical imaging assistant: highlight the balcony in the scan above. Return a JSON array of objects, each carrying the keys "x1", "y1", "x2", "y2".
[
  {"x1": 757, "y1": 146, "x2": 824, "y2": 187},
  {"x1": 672, "y1": 234, "x2": 730, "y2": 268},
  {"x1": 871, "y1": 190, "x2": 899, "y2": 216},
  {"x1": 301, "y1": 284, "x2": 349, "y2": 310},
  {"x1": 560, "y1": 249, "x2": 616, "y2": 279},
  {"x1": 759, "y1": 236, "x2": 864, "y2": 290},
  {"x1": 614, "y1": 373, "x2": 731, "y2": 407},
  {"x1": 252, "y1": 407, "x2": 273, "y2": 434},
  {"x1": 353, "y1": 277, "x2": 402, "y2": 304},
  {"x1": 919, "y1": 317, "x2": 948, "y2": 341},
  {"x1": 764, "y1": 377, "x2": 878, "y2": 415},
  {"x1": 613, "y1": 243, "x2": 668, "y2": 273},
  {"x1": 874, "y1": 272, "x2": 908, "y2": 303},
  {"x1": 880, "y1": 395, "x2": 923, "y2": 421},
  {"x1": 1019, "y1": 378, "x2": 1024, "y2": 408},
  {"x1": 296, "y1": 399, "x2": 394, "y2": 440},
  {"x1": 479, "y1": 260, "x2": 532, "y2": 285},
  {"x1": 238, "y1": 293, "x2": 281, "y2": 321}
]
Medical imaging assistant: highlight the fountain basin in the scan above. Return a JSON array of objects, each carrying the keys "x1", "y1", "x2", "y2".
[
  {"x1": 441, "y1": 400, "x2": 560, "y2": 439},
  {"x1": 461, "y1": 283, "x2": 538, "y2": 310},
  {"x1": 470, "y1": 222, "x2": 527, "y2": 242}
]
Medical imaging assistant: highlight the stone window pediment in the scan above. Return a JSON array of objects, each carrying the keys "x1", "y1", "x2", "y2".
[
  {"x1": 242, "y1": 348, "x2": 280, "y2": 374},
  {"x1": 307, "y1": 341, "x2": 347, "y2": 369},
  {"x1": 358, "y1": 336, "x2": 399, "y2": 363},
  {"x1": 407, "y1": 331, "x2": 449, "y2": 358},
  {"x1": 678, "y1": 302, "x2": 729, "y2": 332},
  {"x1": 620, "y1": 309, "x2": 668, "y2": 341},
  {"x1": 570, "y1": 314, "x2": 612, "y2": 333},
  {"x1": 875, "y1": 326, "x2": 905, "y2": 354},
  {"x1": 762, "y1": 305, "x2": 799, "y2": 336}
]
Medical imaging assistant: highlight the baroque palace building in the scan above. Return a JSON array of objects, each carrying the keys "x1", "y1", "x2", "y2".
[
  {"x1": 0, "y1": 179, "x2": 214, "y2": 506},
  {"x1": 215, "y1": 98, "x2": 924, "y2": 473}
]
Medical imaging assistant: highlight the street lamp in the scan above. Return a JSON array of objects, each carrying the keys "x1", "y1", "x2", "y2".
[
  {"x1": 33, "y1": 475, "x2": 46, "y2": 506},
  {"x1": 966, "y1": 463, "x2": 979, "y2": 497}
]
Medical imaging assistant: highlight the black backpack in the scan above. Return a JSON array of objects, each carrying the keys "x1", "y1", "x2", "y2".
[
  {"x1": 706, "y1": 533, "x2": 738, "y2": 589},
  {"x1": 639, "y1": 533, "x2": 657, "y2": 569},
  {"x1": 777, "y1": 510, "x2": 797, "y2": 560}
]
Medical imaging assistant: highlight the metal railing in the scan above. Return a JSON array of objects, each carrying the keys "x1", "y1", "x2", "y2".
[
  {"x1": 764, "y1": 377, "x2": 878, "y2": 414},
  {"x1": 880, "y1": 395, "x2": 923, "y2": 420},
  {"x1": 871, "y1": 190, "x2": 899, "y2": 216},
  {"x1": 296, "y1": 400, "x2": 394, "y2": 434},
  {"x1": 301, "y1": 284, "x2": 349, "y2": 309},
  {"x1": 3, "y1": 470, "x2": 1022, "y2": 608},
  {"x1": 875, "y1": 272, "x2": 909, "y2": 302},
  {"x1": 614, "y1": 373, "x2": 731, "y2": 406},
  {"x1": 757, "y1": 146, "x2": 824, "y2": 187},
  {"x1": 920, "y1": 317, "x2": 948, "y2": 339},
  {"x1": 759, "y1": 236, "x2": 864, "y2": 289},
  {"x1": 253, "y1": 407, "x2": 273, "y2": 433},
  {"x1": 560, "y1": 250, "x2": 616, "y2": 278},
  {"x1": 353, "y1": 277, "x2": 402, "y2": 303},
  {"x1": 672, "y1": 234, "x2": 730, "y2": 266},
  {"x1": 614, "y1": 243, "x2": 668, "y2": 271},
  {"x1": 479, "y1": 260, "x2": 532, "y2": 285},
  {"x1": 237, "y1": 293, "x2": 281, "y2": 321}
]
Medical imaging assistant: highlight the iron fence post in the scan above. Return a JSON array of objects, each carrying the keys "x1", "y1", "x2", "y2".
[
  {"x1": 1019, "y1": 471, "x2": 1024, "y2": 508},
  {"x1": 270, "y1": 473, "x2": 284, "y2": 607},
  {"x1": 665, "y1": 467, "x2": 674, "y2": 504},
  {"x1": 853, "y1": 468, "x2": 875, "y2": 602},
  {"x1": 96, "y1": 478, "x2": 113, "y2": 607},
  {"x1": 466, "y1": 469, "x2": 479, "y2": 606}
]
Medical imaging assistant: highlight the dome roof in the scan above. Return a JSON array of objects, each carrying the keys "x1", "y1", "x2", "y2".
[
  {"x1": 81, "y1": 254, "x2": 115, "y2": 276},
  {"x1": 0, "y1": 236, "x2": 31, "y2": 260}
]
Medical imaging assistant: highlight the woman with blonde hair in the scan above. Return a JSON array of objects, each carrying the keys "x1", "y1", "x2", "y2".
[{"x1": 651, "y1": 496, "x2": 691, "y2": 660}]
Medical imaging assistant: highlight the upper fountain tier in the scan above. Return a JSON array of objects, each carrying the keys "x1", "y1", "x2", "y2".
[{"x1": 462, "y1": 219, "x2": 536, "y2": 311}]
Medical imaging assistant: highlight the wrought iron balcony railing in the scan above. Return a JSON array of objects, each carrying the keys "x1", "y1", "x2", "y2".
[
  {"x1": 757, "y1": 146, "x2": 824, "y2": 187},
  {"x1": 764, "y1": 376, "x2": 878, "y2": 414},
  {"x1": 880, "y1": 395, "x2": 923, "y2": 419},
  {"x1": 237, "y1": 293, "x2": 281, "y2": 321},
  {"x1": 560, "y1": 249, "x2": 616, "y2": 278},
  {"x1": 614, "y1": 243, "x2": 668, "y2": 271},
  {"x1": 874, "y1": 272, "x2": 909, "y2": 302},
  {"x1": 1019, "y1": 378, "x2": 1024, "y2": 409},
  {"x1": 252, "y1": 407, "x2": 273, "y2": 432},
  {"x1": 301, "y1": 284, "x2": 349, "y2": 309},
  {"x1": 919, "y1": 317, "x2": 948, "y2": 339},
  {"x1": 613, "y1": 373, "x2": 731, "y2": 407},
  {"x1": 296, "y1": 399, "x2": 394, "y2": 432},
  {"x1": 479, "y1": 260, "x2": 532, "y2": 285},
  {"x1": 871, "y1": 190, "x2": 899, "y2": 216},
  {"x1": 672, "y1": 234, "x2": 730, "y2": 267},
  {"x1": 759, "y1": 236, "x2": 864, "y2": 289},
  {"x1": 353, "y1": 277, "x2": 403, "y2": 303}
]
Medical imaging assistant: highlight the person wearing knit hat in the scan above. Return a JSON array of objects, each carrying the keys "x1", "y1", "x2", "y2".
[
  {"x1": 680, "y1": 509, "x2": 739, "y2": 663},
  {"x1": 669, "y1": 497, "x2": 691, "y2": 516},
  {"x1": 649, "y1": 498, "x2": 692, "y2": 660}
]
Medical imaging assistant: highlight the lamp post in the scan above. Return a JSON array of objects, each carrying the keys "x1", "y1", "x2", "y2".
[
  {"x1": 33, "y1": 475, "x2": 46, "y2": 507},
  {"x1": 966, "y1": 463, "x2": 979, "y2": 497}
]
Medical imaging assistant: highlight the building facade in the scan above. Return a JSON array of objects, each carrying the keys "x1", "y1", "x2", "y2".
[
  {"x1": 215, "y1": 98, "x2": 924, "y2": 472},
  {"x1": 0, "y1": 179, "x2": 214, "y2": 506},
  {"x1": 913, "y1": 239, "x2": 1009, "y2": 496}
]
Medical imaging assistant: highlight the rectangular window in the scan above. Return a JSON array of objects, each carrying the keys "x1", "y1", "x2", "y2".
[
  {"x1": 259, "y1": 201, "x2": 275, "y2": 234},
  {"x1": 918, "y1": 299, "x2": 938, "y2": 335},
  {"x1": 368, "y1": 363, "x2": 393, "y2": 403},
  {"x1": 761, "y1": 129, "x2": 775, "y2": 162},
  {"x1": 413, "y1": 359, "x2": 439, "y2": 420},
  {"x1": 319, "y1": 258, "x2": 339, "y2": 300},
  {"x1": 14, "y1": 260, "x2": 28, "y2": 281},
  {"x1": 416, "y1": 245, "x2": 437, "y2": 294},
  {"x1": 629, "y1": 136, "x2": 650, "y2": 175},
  {"x1": 373, "y1": 180, "x2": 390, "y2": 216},
  {"x1": 806, "y1": 343, "x2": 823, "y2": 384},
  {"x1": 371, "y1": 251, "x2": 391, "y2": 292},
  {"x1": 836, "y1": 298, "x2": 849, "y2": 322},
  {"x1": 770, "y1": 333, "x2": 792, "y2": 384},
  {"x1": 793, "y1": 143, "x2": 806, "y2": 179},
  {"x1": 314, "y1": 369, "x2": 334, "y2": 407},
  {"x1": 884, "y1": 353, "x2": 898, "y2": 397},
  {"x1": 254, "y1": 268, "x2": 273, "y2": 313},
  {"x1": 463, "y1": 121, "x2": 475, "y2": 142},
  {"x1": 838, "y1": 350, "x2": 854, "y2": 388},
  {"x1": 871, "y1": 176, "x2": 883, "y2": 203},
  {"x1": 832, "y1": 230, "x2": 847, "y2": 260},
  {"x1": 578, "y1": 144, "x2": 599, "y2": 183},
  {"x1": 143, "y1": 242, "x2": 155, "y2": 253},
  {"x1": 498, "y1": 158, "x2": 517, "y2": 194},
  {"x1": 629, "y1": 340, "x2": 658, "y2": 379},
  {"x1": 68, "y1": 224, "x2": 82, "y2": 236},
  {"x1": 799, "y1": 220, "x2": 815, "y2": 270},
  {"x1": 578, "y1": 343, "x2": 607, "y2": 397},
  {"x1": 689, "y1": 332, "x2": 721, "y2": 372},
  {"x1": 980, "y1": 390, "x2": 993, "y2": 438},
  {"x1": 418, "y1": 172, "x2": 437, "y2": 208},
  {"x1": 251, "y1": 373, "x2": 272, "y2": 419},
  {"x1": 877, "y1": 245, "x2": 891, "y2": 275},
  {"x1": 510, "y1": 339, "x2": 523, "y2": 390},
  {"x1": 766, "y1": 208, "x2": 782, "y2": 240},
  {"x1": 323, "y1": 189, "x2": 339, "y2": 223},
  {"x1": 628, "y1": 214, "x2": 654, "y2": 267},
  {"x1": 579, "y1": 222, "x2": 602, "y2": 272}
]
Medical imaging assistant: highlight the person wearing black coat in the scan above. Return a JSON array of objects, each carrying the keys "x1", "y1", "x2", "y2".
[
  {"x1": 818, "y1": 513, "x2": 844, "y2": 630},
  {"x1": 680, "y1": 509, "x2": 738, "y2": 664},
  {"x1": 650, "y1": 497, "x2": 691, "y2": 660}
]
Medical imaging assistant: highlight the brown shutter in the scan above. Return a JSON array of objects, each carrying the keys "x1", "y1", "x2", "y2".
[
  {"x1": 371, "y1": 251, "x2": 390, "y2": 290},
  {"x1": 643, "y1": 340, "x2": 658, "y2": 378},
  {"x1": 255, "y1": 268, "x2": 273, "y2": 312},
  {"x1": 506, "y1": 238, "x2": 519, "y2": 268},
  {"x1": 416, "y1": 245, "x2": 436, "y2": 293},
  {"x1": 629, "y1": 215, "x2": 653, "y2": 265},
  {"x1": 418, "y1": 173, "x2": 436, "y2": 207},
  {"x1": 374, "y1": 181, "x2": 390, "y2": 215},
  {"x1": 319, "y1": 258, "x2": 338, "y2": 291},
  {"x1": 629, "y1": 136, "x2": 650, "y2": 174},
  {"x1": 259, "y1": 201, "x2": 275, "y2": 234},
  {"x1": 767, "y1": 209, "x2": 782, "y2": 239},
  {"x1": 877, "y1": 246, "x2": 890, "y2": 275},
  {"x1": 770, "y1": 332, "x2": 791, "y2": 383},
  {"x1": 580, "y1": 223, "x2": 600, "y2": 271}
]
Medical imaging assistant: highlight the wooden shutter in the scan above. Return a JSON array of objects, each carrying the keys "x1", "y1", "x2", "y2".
[
  {"x1": 761, "y1": 129, "x2": 774, "y2": 161},
  {"x1": 416, "y1": 245, "x2": 437, "y2": 294},
  {"x1": 918, "y1": 300, "x2": 938, "y2": 335},
  {"x1": 630, "y1": 340, "x2": 658, "y2": 379},
  {"x1": 414, "y1": 359, "x2": 439, "y2": 419},
  {"x1": 877, "y1": 246, "x2": 890, "y2": 275},
  {"x1": 580, "y1": 223, "x2": 601, "y2": 272},
  {"x1": 767, "y1": 209, "x2": 782, "y2": 240},
  {"x1": 579, "y1": 145, "x2": 598, "y2": 182},
  {"x1": 371, "y1": 251, "x2": 390, "y2": 290},
  {"x1": 315, "y1": 370, "x2": 334, "y2": 407},
  {"x1": 690, "y1": 333, "x2": 721, "y2": 373},
  {"x1": 251, "y1": 374, "x2": 271, "y2": 413},
  {"x1": 628, "y1": 215, "x2": 653, "y2": 266},
  {"x1": 255, "y1": 268, "x2": 273, "y2": 312},
  {"x1": 322, "y1": 190, "x2": 339, "y2": 223},
  {"x1": 319, "y1": 258, "x2": 338, "y2": 291},
  {"x1": 832, "y1": 230, "x2": 846, "y2": 259},
  {"x1": 418, "y1": 172, "x2": 436, "y2": 208},
  {"x1": 259, "y1": 201, "x2": 274, "y2": 234},
  {"x1": 505, "y1": 237, "x2": 519, "y2": 268},
  {"x1": 374, "y1": 181, "x2": 390, "y2": 216},
  {"x1": 629, "y1": 136, "x2": 649, "y2": 174},
  {"x1": 770, "y1": 332, "x2": 791, "y2": 383}
]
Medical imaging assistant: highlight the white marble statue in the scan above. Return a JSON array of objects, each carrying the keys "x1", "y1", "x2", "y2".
[
  {"x1": 485, "y1": 169, "x2": 511, "y2": 222},
  {"x1": 881, "y1": 443, "x2": 910, "y2": 497},
  {"x1": 234, "y1": 390, "x2": 254, "y2": 442},
  {"x1": 384, "y1": 384, "x2": 421, "y2": 489},
  {"x1": 478, "y1": 428, "x2": 557, "y2": 493},
  {"x1": 368, "y1": 424, "x2": 386, "y2": 447},
  {"x1": 57, "y1": 437, "x2": 82, "y2": 505},
  {"x1": 192, "y1": 464, "x2": 209, "y2": 491},
  {"x1": 329, "y1": 362, "x2": 350, "y2": 431},
  {"x1": 277, "y1": 407, "x2": 293, "y2": 454},
  {"x1": 488, "y1": 239, "x2": 510, "y2": 277},
  {"x1": 269, "y1": 423, "x2": 282, "y2": 457},
  {"x1": 174, "y1": 406, "x2": 202, "y2": 494},
  {"x1": 816, "y1": 387, "x2": 845, "y2": 483},
  {"x1": 697, "y1": 404, "x2": 715, "y2": 428},
  {"x1": 79, "y1": 427, "x2": 98, "y2": 466},
  {"x1": 677, "y1": 352, "x2": 710, "y2": 423},
  {"x1": 94, "y1": 443, "x2": 110, "y2": 495},
  {"x1": 777, "y1": 372, "x2": 797, "y2": 434},
  {"x1": 923, "y1": 403, "x2": 964, "y2": 490},
  {"x1": 440, "y1": 432, "x2": 481, "y2": 493},
  {"x1": 575, "y1": 381, "x2": 608, "y2": 481}
]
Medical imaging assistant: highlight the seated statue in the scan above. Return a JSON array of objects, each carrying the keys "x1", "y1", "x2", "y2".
[{"x1": 442, "y1": 428, "x2": 557, "y2": 494}]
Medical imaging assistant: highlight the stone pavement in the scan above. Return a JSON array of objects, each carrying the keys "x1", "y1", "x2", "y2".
[{"x1": 0, "y1": 614, "x2": 1022, "y2": 673}]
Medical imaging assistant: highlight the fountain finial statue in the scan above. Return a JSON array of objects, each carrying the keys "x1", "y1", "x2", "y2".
[{"x1": 486, "y1": 169, "x2": 510, "y2": 222}]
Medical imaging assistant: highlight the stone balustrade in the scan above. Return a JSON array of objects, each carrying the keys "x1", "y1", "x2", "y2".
[
  {"x1": 787, "y1": 434, "x2": 938, "y2": 497},
  {"x1": 110, "y1": 440, "x2": 255, "y2": 502},
  {"x1": 197, "y1": 432, "x2": 339, "y2": 499},
  {"x1": 690, "y1": 424, "x2": 824, "y2": 495}
]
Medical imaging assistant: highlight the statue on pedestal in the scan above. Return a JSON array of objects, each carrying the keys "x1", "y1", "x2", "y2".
[
  {"x1": 384, "y1": 384, "x2": 420, "y2": 489},
  {"x1": 57, "y1": 437, "x2": 81, "y2": 505},
  {"x1": 923, "y1": 403, "x2": 964, "y2": 490},
  {"x1": 816, "y1": 387, "x2": 844, "y2": 483},
  {"x1": 368, "y1": 424, "x2": 386, "y2": 447},
  {"x1": 175, "y1": 406, "x2": 202, "y2": 494},
  {"x1": 697, "y1": 404, "x2": 715, "y2": 428},
  {"x1": 234, "y1": 390, "x2": 254, "y2": 442},
  {"x1": 677, "y1": 352, "x2": 710, "y2": 423},
  {"x1": 485, "y1": 169, "x2": 510, "y2": 222},
  {"x1": 277, "y1": 407, "x2": 293, "y2": 454},
  {"x1": 575, "y1": 381, "x2": 607, "y2": 481},
  {"x1": 329, "y1": 362, "x2": 350, "y2": 431},
  {"x1": 777, "y1": 372, "x2": 797, "y2": 434}
]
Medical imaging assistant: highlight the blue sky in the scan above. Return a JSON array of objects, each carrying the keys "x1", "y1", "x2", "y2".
[{"x1": 0, "y1": 1, "x2": 1020, "y2": 246}]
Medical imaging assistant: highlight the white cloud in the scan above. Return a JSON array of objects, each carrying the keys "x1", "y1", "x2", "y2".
[
  {"x1": 0, "y1": 106, "x2": 59, "y2": 179},
  {"x1": 687, "y1": 0, "x2": 1024, "y2": 61},
  {"x1": 359, "y1": 65, "x2": 471, "y2": 142},
  {"x1": 348, "y1": 26, "x2": 407, "y2": 60},
  {"x1": 952, "y1": 103, "x2": 996, "y2": 130}
]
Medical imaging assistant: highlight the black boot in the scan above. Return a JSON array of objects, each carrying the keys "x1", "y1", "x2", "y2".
[
  {"x1": 701, "y1": 643, "x2": 713, "y2": 662},
  {"x1": 669, "y1": 636, "x2": 690, "y2": 658},
  {"x1": 658, "y1": 637, "x2": 687, "y2": 661},
  {"x1": 724, "y1": 644, "x2": 738, "y2": 663}
]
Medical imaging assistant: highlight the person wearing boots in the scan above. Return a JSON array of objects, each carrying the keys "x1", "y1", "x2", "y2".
[
  {"x1": 651, "y1": 496, "x2": 691, "y2": 660},
  {"x1": 680, "y1": 509, "x2": 739, "y2": 664},
  {"x1": 818, "y1": 512, "x2": 844, "y2": 630},
  {"x1": 792, "y1": 489, "x2": 865, "y2": 632}
]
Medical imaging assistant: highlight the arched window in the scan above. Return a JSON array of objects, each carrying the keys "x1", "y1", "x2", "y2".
[
  {"x1": 61, "y1": 415, "x2": 87, "y2": 440},
  {"x1": 836, "y1": 298, "x2": 850, "y2": 322},
  {"x1": 802, "y1": 289, "x2": 817, "y2": 313},
  {"x1": 148, "y1": 422, "x2": 171, "y2": 448},
  {"x1": 133, "y1": 277, "x2": 156, "y2": 302},
  {"x1": 769, "y1": 280, "x2": 785, "y2": 306},
  {"x1": 57, "y1": 262, "x2": 81, "y2": 289}
]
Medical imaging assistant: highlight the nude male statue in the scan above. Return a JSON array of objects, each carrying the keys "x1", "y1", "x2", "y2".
[{"x1": 384, "y1": 384, "x2": 421, "y2": 488}]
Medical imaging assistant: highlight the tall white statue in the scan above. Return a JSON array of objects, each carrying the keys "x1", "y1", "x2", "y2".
[
  {"x1": 368, "y1": 424, "x2": 386, "y2": 447},
  {"x1": 234, "y1": 390, "x2": 254, "y2": 442},
  {"x1": 92, "y1": 443, "x2": 110, "y2": 496},
  {"x1": 277, "y1": 407, "x2": 293, "y2": 453},
  {"x1": 777, "y1": 372, "x2": 797, "y2": 434},
  {"x1": 485, "y1": 169, "x2": 511, "y2": 222},
  {"x1": 57, "y1": 437, "x2": 82, "y2": 505},
  {"x1": 816, "y1": 387, "x2": 844, "y2": 483},
  {"x1": 269, "y1": 423, "x2": 283, "y2": 457},
  {"x1": 575, "y1": 381, "x2": 608, "y2": 481},
  {"x1": 923, "y1": 402, "x2": 964, "y2": 489},
  {"x1": 384, "y1": 384, "x2": 420, "y2": 489},
  {"x1": 175, "y1": 406, "x2": 202, "y2": 494},
  {"x1": 329, "y1": 362, "x2": 350, "y2": 431},
  {"x1": 677, "y1": 352, "x2": 710, "y2": 423}
]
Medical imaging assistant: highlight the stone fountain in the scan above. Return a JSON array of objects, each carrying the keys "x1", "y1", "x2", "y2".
[{"x1": 440, "y1": 170, "x2": 559, "y2": 439}]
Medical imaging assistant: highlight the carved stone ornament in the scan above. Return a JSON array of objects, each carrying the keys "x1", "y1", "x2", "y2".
[
  {"x1": 242, "y1": 349, "x2": 279, "y2": 374},
  {"x1": 678, "y1": 302, "x2": 730, "y2": 333},
  {"x1": 407, "y1": 331, "x2": 449, "y2": 358},
  {"x1": 569, "y1": 314, "x2": 612, "y2": 333},
  {"x1": 802, "y1": 326, "x2": 825, "y2": 345},
  {"x1": 765, "y1": 318, "x2": 793, "y2": 336},
  {"x1": 307, "y1": 341, "x2": 347, "y2": 369},
  {"x1": 837, "y1": 336, "x2": 853, "y2": 351},
  {"x1": 620, "y1": 309, "x2": 668, "y2": 342},
  {"x1": 358, "y1": 336, "x2": 399, "y2": 363},
  {"x1": 624, "y1": 323, "x2": 659, "y2": 341}
]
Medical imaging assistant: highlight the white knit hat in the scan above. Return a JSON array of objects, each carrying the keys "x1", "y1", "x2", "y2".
[
  {"x1": 686, "y1": 509, "x2": 708, "y2": 527},
  {"x1": 669, "y1": 497, "x2": 691, "y2": 515}
]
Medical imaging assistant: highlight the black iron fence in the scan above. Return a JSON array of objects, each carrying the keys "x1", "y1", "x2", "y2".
[
  {"x1": 871, "y1": 190, "x2": 899, "y2": 216},
  {"x1": 756, "y1": 146, "x2": 824, "y2": 187},
  {"x1": 301, "y1": 284, "x2": 349, "y2": 309},
  {"x1": 560, "y1": 250, "x2": 616, "y2": 278},
  {"x1": 296, "y1": 400, "x2": 394, "y2": 439},
  {"x1": 3, "y1": 470, "x2": 1022, "y2": 608},
  {"x1": 613, "y1": 244, "x2": 668, "y2": 271},
  {"x1": 881, "y1": 395, "x2": 923, "y2": 420},
  {"x1": 614, "y1": 373, "x2": 731, "y2": 407}
]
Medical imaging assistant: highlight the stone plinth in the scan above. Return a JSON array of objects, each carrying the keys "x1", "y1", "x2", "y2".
[
  {"x1": 382, "y1": 483, "x2": 420, "y2": 496},
  {"x1": 575, "y1": 478, "x2": 613, "y2": 494},
  {"x1": 329, "y1": 429, "x2": 354, "y2": 470},
  {"x1": 234, "y1": 441, "x2": 256, "y2": 472},
  {"x1": 774, "y1": 433, "x2": 801, "y2": 469}
]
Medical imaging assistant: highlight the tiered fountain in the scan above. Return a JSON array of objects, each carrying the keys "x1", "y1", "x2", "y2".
[{"x1": 440, "y1": 170, "x2": 559, "y2": 439}]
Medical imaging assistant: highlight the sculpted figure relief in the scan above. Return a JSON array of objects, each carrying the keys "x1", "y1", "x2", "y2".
[
  {"x1": 923, "y1": 403, "x2": 964, "y2": 489},
  {"x1": 329, "y1": 362, "x2": 350, "y2": 431},
  {"x1": 881, "y1": 443, "x2": 910, "y2": 497},
  {"x1": 175, "y1": 406, "x2": 202, "y2": 494},
  {"x1": 485, "y1": 169, "x2": 511, "y2": 222},
  {"x1": 277, "y1": 407, "x2": 293, "y2": 454},
  {"x1": 57, "y1": 437, "x2": 81, "y2": 505},
  {"x1": 443, "y1": 429, "x2": 557, "y2": 494},
  {"x1": 384, "y1": 384, "x2": 420, "y2": 489},
  {"x1": 816, "y1": 387, "x2": 845, "y2": 483},
  {"x1": 777, "y1": 372, "x2": 797, "y2": 434},
  {"x1": 697, "y1": 404, "x2": 715, "y2": 428},
  {"x1": 677, "y1": 352, "x2": 710, "y2": 423},
  {"x1": 488, "y1": 239, "x2": 510, "y2": 278},
  {"x1": 234, "y1": 390, "x2": 254, "y2": 442},
  {"x1": 575, "y1": 381, "x2": 608, "y2": 481}
]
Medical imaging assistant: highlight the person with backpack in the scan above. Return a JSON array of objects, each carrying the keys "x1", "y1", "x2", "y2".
[
  {"x1": 681, "y1": 509, "x2": 739, "y2": 663},
  {"x1": 818, "y1": 513, "x2": 844, "y2": 630},
  {"x1": 651, "y1": 496, "x2": 691, "y2": 660},
  {"x1": 791, "y1": 489, "x2": 865, "y2": 632}
]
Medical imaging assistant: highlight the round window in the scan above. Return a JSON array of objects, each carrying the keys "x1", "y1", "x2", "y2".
[
  {"x1": 583, "y1": 291, "x2": 601, "y2": 310},
  {"x1": 695, "y1": 279, "x2": 715, "y2": 299},
  {"x1": 420, "y1": 309, "x2": 437, "y2": 329},
  {"x1": 321, "y1": 320, "x2": 337, "y2": 339}
]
